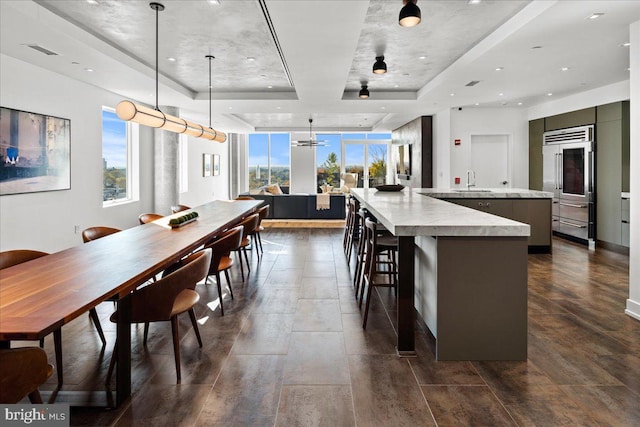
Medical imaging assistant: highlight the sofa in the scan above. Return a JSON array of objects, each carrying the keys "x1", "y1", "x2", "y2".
[{"x1": 241, "y1": 186, "x2": 346, "y2": 220}]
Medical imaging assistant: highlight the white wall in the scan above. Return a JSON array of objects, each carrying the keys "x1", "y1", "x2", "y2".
[
  {"x1": 433, "y1": 109, "x2": 451, "y2": 188},
  {"x1": 447, "y1": 107, "x2": 529, "y2": 189},
  {"x1": 0, "y1": 55, "x2": 154, "y2": 252},
  {"x1": 626, "y1": 20, "x2": 640, "y2": 321},
  {"x1": 179, "y1": 134, "x2": 230, "y2": 207}
]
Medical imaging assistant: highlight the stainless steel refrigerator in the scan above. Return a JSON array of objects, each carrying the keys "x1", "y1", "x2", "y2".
[{"x1": 542, "y1": 125, "x2": 595, "y2": 248}]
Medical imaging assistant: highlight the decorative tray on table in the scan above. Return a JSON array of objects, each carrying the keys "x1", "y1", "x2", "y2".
[
  {"x1": 375, "y1": 184, "x2": 405, "y2": 192},
  {"x1": 169, "y1": 212, "x2": 199, "y2": 228}
]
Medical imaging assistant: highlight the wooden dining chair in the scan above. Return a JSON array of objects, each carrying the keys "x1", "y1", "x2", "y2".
[
  {"x1": 81, "y1": 226, "x2": 122, "y2": 347},
  {"x1": 0, "y1": 250, "x2": 64, "y2": 389},
  {"x1": 203, "y1": 226, "x2": 243, "y2": 316},
  {"x1": 252, "y1": 204, "x2": 270, "y2": 254},
  {"x1": 231, "y1": 213, "x2": 260, "y2": 281},
  {"x1": 171, "y1": 204, "x2": 191, "y2": 214},
  {"x1": 138, "y1": 213, "x2": 164, "y2": 224},
  {"x1": 106, "y1": 249, "x2": 211, "y2": 384},
  {"x1": 0, "y1": 347, "x2": 53, "y2": 403}
]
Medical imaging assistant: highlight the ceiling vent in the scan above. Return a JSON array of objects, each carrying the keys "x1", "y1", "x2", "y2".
[
  {"x1": 465, "y1": 80, "x2": 480, "y2": 87},
  {"x1": 27, "y1": 44, "x2": 59, "y2": 56}
]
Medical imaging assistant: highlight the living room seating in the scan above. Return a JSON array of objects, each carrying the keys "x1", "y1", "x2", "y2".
[{"x1": 241, "y1": 185, "x2": 345, "y2": 220}]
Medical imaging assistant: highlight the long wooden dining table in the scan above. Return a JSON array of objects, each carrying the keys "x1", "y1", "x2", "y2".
[{"x1": 0, "y1": 199, "x2": 262, "y2": 407}]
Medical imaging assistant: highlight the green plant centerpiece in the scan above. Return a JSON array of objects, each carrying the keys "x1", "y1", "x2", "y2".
[{"x1": 169, "y1": 211, "x2": 199, "y2": 226}]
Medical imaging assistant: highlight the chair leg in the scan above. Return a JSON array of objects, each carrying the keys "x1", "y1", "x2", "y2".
[
  {"x1": 170, "y1": 316, "x2": 182, "y2": 383},
  {"x1": 257, "y1": 232, "x2": 264, "y2": 254},
  {"x1": 224, "y1": 269, "x2": 234, "y2": 300},
  {"x1": 143, "y1": 322, "x2": 150, "y2": 345},
  {"x1": 252, "y1": 235, "x2": 261, "y2": 259},
  {"x1": 105, "y1": 339, "x2": 117, "y2": 386},
  {"x1": 216, "y1": 272, "x2": 224, "y2": 316},
  {"x1": 236, "y1": 251, "x2": 245, "y2": 282},
  {"x1": 362, "y1": 279, "x2": 374, "y2": 329},
  {"x1": 89, "y1": 307, "x2": 107, "y2": 346},
  {"x1": 28, "y1": 389, "x2": 43, "y2": 404},
  {"x1": 242, "y1": 247, "x2": 251, "y2": 271},
  {"x1": 188, "y1": 309, "x2": 203, "y2": 347},
  {"x1": 53, "y1": 329, "x2": 63, "y2": 388}
]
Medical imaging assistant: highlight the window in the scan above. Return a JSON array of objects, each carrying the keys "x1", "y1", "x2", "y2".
[
  {"x1": 102, "y1": 107, "x2": 138, "y2": 205},
  {"x1": 316, "y1": 134, "x2": 341, "y2": 187},
  {"x1": 248, "y1": 133, "x2": 290, "y2": 191},
  {"x1": 342, "y1": 133, "x2": 391, "y2": 188}
]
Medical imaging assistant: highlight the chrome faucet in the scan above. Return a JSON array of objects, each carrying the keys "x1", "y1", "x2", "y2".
[{"x1": 466, "y1": 170, "x2": 476, "y2": 190}]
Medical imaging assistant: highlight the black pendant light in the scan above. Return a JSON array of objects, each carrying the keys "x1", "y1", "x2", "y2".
[
  {"x1": 359, "y1": 85, "x2": 370, "y2": 99},
  {"x1": 373, "y1": 56, "x2": 387, "y2": 74},
  {"x1": 399, "y1": 0, "x2": 421, "y2": 27}
]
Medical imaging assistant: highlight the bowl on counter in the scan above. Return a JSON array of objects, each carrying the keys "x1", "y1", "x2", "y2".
[{"x1": 375, "y1": 184, "x2": 405, "y2": 192}]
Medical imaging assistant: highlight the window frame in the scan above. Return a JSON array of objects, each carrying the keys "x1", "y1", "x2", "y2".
[{"x1": 101, "y1": 106, "x2": 139, "y2": 207}]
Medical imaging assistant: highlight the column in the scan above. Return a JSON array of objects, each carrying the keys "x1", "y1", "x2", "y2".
[{"x1": 154, "y1": 105, "x2": 180, "y2": 215}]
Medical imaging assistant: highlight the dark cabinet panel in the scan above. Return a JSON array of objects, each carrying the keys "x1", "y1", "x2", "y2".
[
  {"x1": 544, "y1": 107, "x2": 595, "y2": 131},
  {"x1": 529, "y1": 119, "x2": 544, "y2": 190}
]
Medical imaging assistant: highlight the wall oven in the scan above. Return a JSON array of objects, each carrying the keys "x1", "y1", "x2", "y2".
[{"x1": 542, "y1": 125, "x2": 595, "y2": 248}]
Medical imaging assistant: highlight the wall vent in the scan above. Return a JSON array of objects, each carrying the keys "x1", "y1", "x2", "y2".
[
  {"x1": 465, "y1": 80, "x2": 480, "y2": 87},
  {"x1": 27, "y1": 44, "x2": 59, "y2": 56},
  {"x1": 543, "y1": 125, "x2": 594, "y2": 145}
]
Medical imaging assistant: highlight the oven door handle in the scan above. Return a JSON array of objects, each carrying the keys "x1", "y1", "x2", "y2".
[
  {"x1": 559, "y1": 202, "x2": 587, "y2": 208},
  {"x1": 559, "y1": 220, "x2": 587, "y2": 228}
]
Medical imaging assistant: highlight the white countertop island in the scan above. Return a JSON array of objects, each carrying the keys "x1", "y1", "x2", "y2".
[{"x1": 351, "y1": 188, "x2": 530, "y2": 361}]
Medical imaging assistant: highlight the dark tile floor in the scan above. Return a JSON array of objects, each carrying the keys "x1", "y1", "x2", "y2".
[{"x1": 32, "y1": 229, "x2": 639, "y2": 426}]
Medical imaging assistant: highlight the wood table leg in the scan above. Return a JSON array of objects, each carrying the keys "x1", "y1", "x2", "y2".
[
  {"x1": 116, "y1": 293, "x2": 131, "y2": 407},
  {"x1": 397, "y1": 235, "x2": 416, "y2": 356}
]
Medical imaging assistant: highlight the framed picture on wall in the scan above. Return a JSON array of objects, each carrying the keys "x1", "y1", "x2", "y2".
[
  {"x1": 203, "y1": 153, "x2": 211, "y2": 177},
  {"x1": 0, "y1": 106, "x2": 71, "y2": 196},
  {"x1": 213, "y1": 154, "x2": 220, "y2": 176}
]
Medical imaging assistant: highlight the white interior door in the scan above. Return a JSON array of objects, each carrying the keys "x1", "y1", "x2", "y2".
[{"x1": 470, "y1": 134, "x2": 511, "y2": 188}]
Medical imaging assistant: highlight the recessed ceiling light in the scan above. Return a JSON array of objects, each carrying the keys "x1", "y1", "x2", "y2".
[
  {"x1": 587, "y1": 13, "x2": 604, "y2": 20},
  {"x1": 86, "y1": 0, "x2": 99, "y2": 4},
  {"x1": 418, "y1": 56, "x2": 427, "y2": 60},
  {"x1": 498, "y1": 92, "x2": 504, "y2": 96},
  {"x1": 621, "y1": 42, "x2": 630, "y2": 47},
  {"x1": 167, "y1": 57, "x2": 176, "y2": 62},
  {"x1": 267, "y1": 85, "x2": 273, "y2": 89},
  {"x1": 449, "y1": 93, "x2": 455, "y2": 96},
  {"x1": 475, "y1": 102, "x2": 480, "y2": 106},
  {"x1": 208, "y1": 0, "x2": 220, "y2": 5},
  {"x1": 517, "y1": 102, "x2": 523, "y2": 106},
  {"x1": 495, "y1": 67, "x2": 504, "y2": 71},
  {"x1": 394, "y1": 84, "x2": 399, "y2": 88},
  {"x1": 276, "y1": 106, "x2": 281, "y2": 109},
  {"x1": 228, "y1": 106, "x2": 233, "y2": 109},
  {"x1": 381, "y1": 106, "x2": 386, "y2": 110},
  {"x1": 468, "y1": 0, "x2": 481, "y2": 4},
  {"x1": 246, "y1": 57, "x2": 255, "y2": 61},
  {"x1": 547, "y1": 92, "x2": 553, "y2": 96},
  {"x1": 561, "y1": 67, "x2": 570, "y2": 71},
  {"x1": 84, "y1": 67, "x2": 94, "y2": 72}
]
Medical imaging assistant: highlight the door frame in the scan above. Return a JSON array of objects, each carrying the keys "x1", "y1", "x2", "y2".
[{"x1": 468, "y1": 133, "x2": 514, "y2": 188}]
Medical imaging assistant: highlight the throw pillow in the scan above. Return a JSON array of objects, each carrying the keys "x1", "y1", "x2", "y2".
[{"x1": 265, "y1": 184, "x2": 283, "y2": 195}]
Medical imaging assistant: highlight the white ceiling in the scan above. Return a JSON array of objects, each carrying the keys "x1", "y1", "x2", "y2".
[{"x1": 0, "y1": 0, "x2": 637, "y2": 133}]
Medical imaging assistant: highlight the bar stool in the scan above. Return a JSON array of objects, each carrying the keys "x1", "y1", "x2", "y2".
[
  {"x1": 344, "y1": 197, "x2": 360, "y2": 261},
  {"x1": 361, "y1": 217, "x2": 398, "y2": 329}
]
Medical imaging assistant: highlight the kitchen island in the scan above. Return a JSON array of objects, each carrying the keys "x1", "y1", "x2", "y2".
[{"x1": 351, "y1": 188, "x2": 531, "y2": 360}]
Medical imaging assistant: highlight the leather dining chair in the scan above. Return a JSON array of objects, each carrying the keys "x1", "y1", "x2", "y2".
[
  {"x1": 81, "y1": 226, "x2": 122, "y2": 347},
  {"x1": 0, "y1": 250, "x2": 64, "y2": 389},
  {"x1": 106, "y1": 249, "x2": 211, "y2": 384},
  {"x1": 138, "y1": 213, "x2": 164, "y2": 224},
  {"x1": 0, "y1": 347, "x2": 53, "y2": 403},
  {"x1": 231, "y1": 213, "x2": 260, "y2": 281},
  {"x1": 252, "y1": 204, "x2": 270, "y2": 255},
  {"x1": 203, "y1": 226, "x2": 243, "y2": 316},
  {"x1": 171, "y1": 204, "x2": 191, "y2": 214}
]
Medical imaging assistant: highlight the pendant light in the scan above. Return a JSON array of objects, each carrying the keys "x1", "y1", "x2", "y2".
[
  {"x1": 359, "y1": 85, "x2": 370, "y2": 99},
  {"x1": 399, "y1": 0, "x2": 421, "y2": 27},
  {"x1": 373, "y1": 56, "x2": 387, "y2": 74},
  {"x1": 115, "y1": 2, "x2": 226, "y2": 142},
  {"x1": 291, "y1": 118, "x2": 328, "y2": 147}
]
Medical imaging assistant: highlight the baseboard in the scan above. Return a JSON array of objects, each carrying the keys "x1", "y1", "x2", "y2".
[
  {"x1": 596, "y1": 240, "x2": 630, "y2": 255},
  {"x1": 625, "y1": 299, "x2": 640, "y2": 322}
]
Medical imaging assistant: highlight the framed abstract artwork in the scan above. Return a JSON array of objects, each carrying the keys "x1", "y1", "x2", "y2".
[
  {"x1": 213, "y1": 154, "x2": 220, "y2": 176},
  {"x1": 0, "y1": 106, "x2": 71, "y2": 196},
  {"x1": 203, "y1": 153, "x2": 211, "y2": 177}
]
